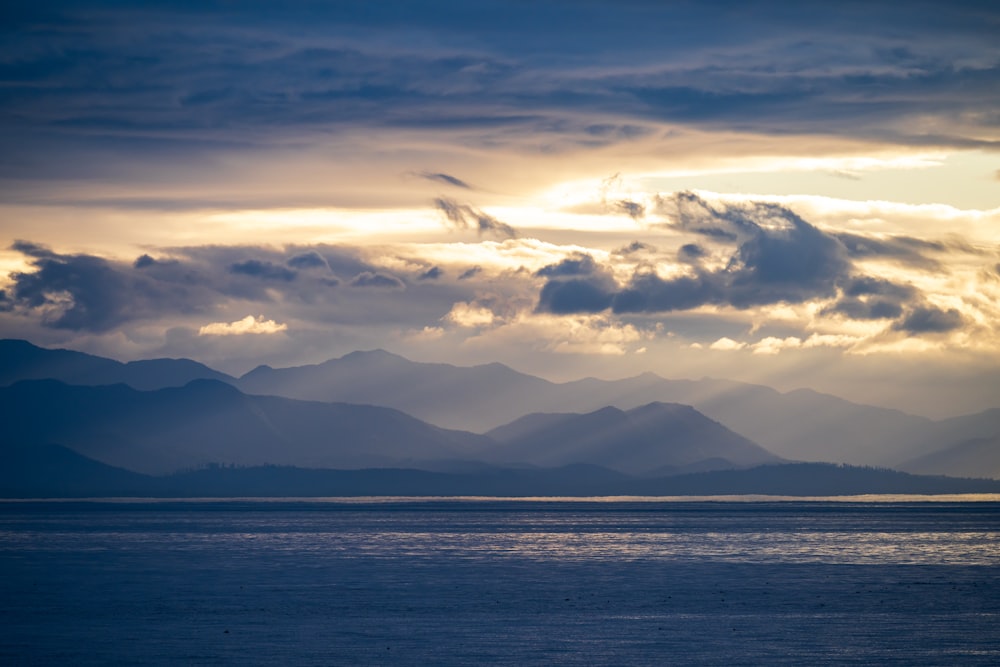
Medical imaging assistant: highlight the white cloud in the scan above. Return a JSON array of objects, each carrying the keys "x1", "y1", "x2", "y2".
[
  {"x1": 198, "y1": 315, "x2": 288, "y2": 336},
  {"x1": 709, "y1": 337, "x2": 746, "y2": 351},
  {"x1": 444, "y1": 302, "x2": 497, "y2": 328}
]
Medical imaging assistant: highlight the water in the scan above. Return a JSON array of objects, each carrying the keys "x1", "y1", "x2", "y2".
[{"x1": 1, "y1": 498, "x2": 999, "y2": 665}]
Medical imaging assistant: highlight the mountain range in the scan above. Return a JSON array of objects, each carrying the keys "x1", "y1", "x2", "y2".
[{"x1": 2, "y1": 339, "x2": 998, "y2": 496}]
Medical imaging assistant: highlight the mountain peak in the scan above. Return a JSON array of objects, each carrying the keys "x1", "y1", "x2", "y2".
[{"x1": 337, "y1": 349, "x2": 409, "y2": 363}]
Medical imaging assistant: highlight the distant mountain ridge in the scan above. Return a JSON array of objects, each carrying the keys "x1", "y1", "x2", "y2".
[
  {"x1": 3, "y1": 339, "x2": 999, "y2": 478},
  {"x1": 486, "y1": 403, "x2": 780, "y2": 475},
  {"x1": 0, "y1": 378, "x2": 493, "y2": 475},
  {"x1": 1, "y1": 375, "x2": 778, "y2": 477},
  {"x1": 0, "y1": 338, "x2": 234, "y2": 389},
  {"x1": 4, "y1": 444, "x2": 999, "y2": 499}
]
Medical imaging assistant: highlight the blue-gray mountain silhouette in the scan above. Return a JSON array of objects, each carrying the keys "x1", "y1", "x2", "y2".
[
  {"x1": 4, "y1": 339, "x2": 999, "y2": 476},
  {"x1": 238, "y1": 349, "x2": 554, "y2": 429},
  {"x1": 1, "y1": 379, "x2": 492, "y2": 474},
  {"x1": 0, "y1": 338, "x2": 233, "y2": 389},
  {"x1": 486, "y1": 403, "x2": 781, "y2": 474},
  {"x1": 4, "y1": 443, "x2": 999, "y2": 498}
]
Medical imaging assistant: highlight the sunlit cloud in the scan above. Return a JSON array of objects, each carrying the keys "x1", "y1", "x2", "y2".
[{"x1": 198, "y1": 315, "x2": 288, "y2": 336}]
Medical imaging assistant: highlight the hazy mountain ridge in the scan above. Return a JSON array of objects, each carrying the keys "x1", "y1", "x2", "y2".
[
  {"x1": 0, "y1": 339, "x2": 234, "y2": 389},
  {"x1": 486, "y1": 403, "x2": 781, "y2": 474},
  {"x1": 235, "y1": 348, "x2": 1000, "y2": 471},
  {"x1": 3, "y1": 444, "x2": 999, "y2": 498},
  {"x1": 0, "y1": 378, "x2": 493, "y2": 475},
  {"x1": 237, "y1": 348, "x2": 556, "y2": 431},
  {"x1": 3, "y1": 339, "x2": 998, "y2": 479}
]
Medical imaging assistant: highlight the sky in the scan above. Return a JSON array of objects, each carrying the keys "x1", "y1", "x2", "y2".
[{"x1": 1, "y1": 0, "x2": 999, "y2": 418}]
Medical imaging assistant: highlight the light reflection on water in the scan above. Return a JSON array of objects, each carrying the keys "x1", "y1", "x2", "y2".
[
  {"x1": 2, "y1": 500, "x2": 999, "y2": 666},
  {"x1": 2, "y1": 500, "x2": 998, "y2": 565}
]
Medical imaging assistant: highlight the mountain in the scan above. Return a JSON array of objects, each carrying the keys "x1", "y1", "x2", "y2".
[
  {"x1": 0, "y1": 339, "x2": 234, "y2": 390},
  {"x1": 899, "y1": 435, "x2": 1000, "y2": 479},
  {"x1": 486, "y1": 402, "x2": 781, "y2": 475},
  {"x1": 5, "y1": 339, "x2": 998, "y2": 474},
  {"x1": 4, "y1": 447, "x2": 1000, "y2": 498},
  {"x1": 237, "y1": 349, "x2": 556, "y2": 432},
  {"x1": 234, "y1": 347, "x2": 940, "y2": 466},
  {"x1": 0, "y1": 443, "x2": 152, "y2": 497},
  {"x1": 894, "y1": 408, "x2": 1000, "y2": 478},
  {"x1": 0, "y1": 379, "x2": 493, "y2": 475}
]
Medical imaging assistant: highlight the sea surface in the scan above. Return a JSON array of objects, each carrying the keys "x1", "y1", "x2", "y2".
[{"x1": 1, "y1": 497, "x2": 999, "y2": 665}]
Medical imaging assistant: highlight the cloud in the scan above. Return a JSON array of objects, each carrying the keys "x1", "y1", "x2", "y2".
[
  {"x1": 834, "y1": 232, "x2": 944, "y2": 270},
  {"x1": 537, "y1": 193, "x2": 853, "y2": 315},
  {"x1": 709, "y1": 337, "x2": 746, "y2": 351},
  {"x1": 538, "y1": 278, "x2": 615, "y2": 314},
  {"x1": 678, "y1": 243, "x2": 706, "y2": 260},
  {"x1": 2, "y1": 0, "x2": 998, "y2": 220},
  {"x1": 287, "y1": 252, "x2": 330, "y2": 270},
  {"x1": 229, "y1": 260, "x2": 297, "y2": 282},
  {"x1": 444, "y1": 302, "x2": 497, "y2": 327},
  {"x1": 6, "y1": 241, "x2": 211, "y2": 332},
  {"x1": 534, "y1": 253, "x2": 602, "y2": 278},
  {"x1": 417, "y1": 172, "x2": 472, "y2": 189},
  {"x1": 198, "y1": 315, "x2": 287, "y2": 336},
  {"x1": 614, "y1": 200, "x2": 645, "y2": 220},
  {"x1": 458, "y1": 266, "x2": 482, "y2": 280},
  {"x1": 821, "y1": 276, "x2": 918, "y2": 320},
  {"x1": 348, "y1": 271, "x2": 406, "y2": 289},
  {"x1": 433, "y1": 197, "x2": 518, "y2": 239},
  {"x1": 893, "y1": 305, "x2": 965, "y2": 333},
  {"x1": 3, "y1": 241, "x2": 482, "y2": 333},
  {"x1": 418, "y1": 266, "x2": 444, "y2": 280},
  {"x1": 613, "y1": 241, "x2": 656, "y2": 256}
]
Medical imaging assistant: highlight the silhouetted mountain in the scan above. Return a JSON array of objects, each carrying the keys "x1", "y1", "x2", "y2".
[
  {"x1": 0, "y1": 443, "x2": 152, "y2": 497},
  {"x1": 548, "y1": 379, "x2": 937, "y2": 467},
  {"x1": 4, "y1": 448, "x2": 1000, "y2": 498},
  {"x1": 0, "y1": 379, "x2": 493, "y2": 475},
  {"x1": 237, "y1": 349, "x2": 555, "y2": 431},
  {"x1": 628, "y1": 463, "x2": 1000, "y2": 496},
  {"x1": 899, "y1": 435, "x2": 1000, "y2": 479},
  {"x1": 230, "y1": 346, "x2": 944, "y2": 467},
  {"x1": 0, "y1": 339, "x2": 234, "y2": 390},
  {"x1": 487, "y1": 403, "x2": 780, "y2": 474},
  {"x1": 6, "y1": 339, "x2": 999, "y2": 476}
]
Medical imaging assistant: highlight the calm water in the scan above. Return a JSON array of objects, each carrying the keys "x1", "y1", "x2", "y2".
[{"x1": 1, "y1": 498, "x2": 999, "y2": 665}]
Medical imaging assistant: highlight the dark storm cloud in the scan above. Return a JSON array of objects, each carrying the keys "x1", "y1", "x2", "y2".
[
  {"x1": 3, "y1": 1, "x2": 997, "y2": 189},
  {"x1": 819, "y1": 276, "x2": 918, "y2": 320},
  {"x1": 434, "y1": 198, "x2": 517, "y2": 239},
  {"x1": 5, "y1": 242, "x2": 497, "y2": 331},
  {"x1": 533, "y1": 194, "x2": 946, "y2": 321},
  {"x1": 418, "y1": 266, "x2": 444, "y2": 280},
  {"x1": 678, "y1": 244, "x2": 706, "y2": 260},
  {"x1": 6, "y1": 241, "x2": 211, "y2": 332},
  {"x1": 348, "y1": 271, "x2": 406, "y2": 289},
  {"x1": 287, "y1": 252, "x2": 329, "y2": 270},
  {"x1": 417, "y1": 172, "x2": 472, "y2": 190},
  {"x1": 537, "y1": 278, "x2": 615, "y2": 314},
  {"x1": 841, "y1": 276, "x2": 917, "y2": 299},
  {"x1": 458, "y1": 266, "x2": 482, "y2": 280},
  {"x1": 535, "y1": 253, "x2": 602, "y2": 278},
  {"x1": 893, "y1": 305, "x2": 965, "y2": 333},
  {"x1": 229, "y1": 260, "x2": 297, "y2": 282},
  {"x1": 834, "y1": 233, "x2": 946, "y2": 270},
  {"x1": 656, "y1": 192, "x2": 851, "y2": 307},
  {"x1": 614, "y1": 200, "x2": 645, "y2": 220},
  {"x1": 613, "y1": 241, "x2": 656, "y2": 256},
  {"x1": 822, "y1": 298, "x2": 905, "y2": 320}
]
